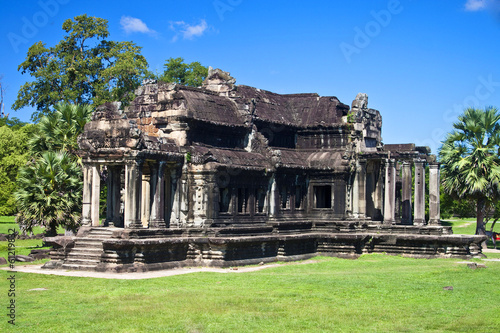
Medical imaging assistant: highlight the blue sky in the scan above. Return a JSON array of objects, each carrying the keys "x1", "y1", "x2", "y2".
[{"x1": 1, "y1": 0, "x2": 499, "y2": 154}]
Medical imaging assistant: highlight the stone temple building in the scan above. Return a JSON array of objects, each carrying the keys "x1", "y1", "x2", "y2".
[{"x1": 44, "y1": 68, "x2": 484, "y2": 272}]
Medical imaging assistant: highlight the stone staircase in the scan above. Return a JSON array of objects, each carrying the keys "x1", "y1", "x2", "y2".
[{"x1": 61, "y1": 228, "x2": 116, "y2": 271}]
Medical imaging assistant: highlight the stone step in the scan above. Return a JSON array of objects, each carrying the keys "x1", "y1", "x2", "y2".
[
  {"x1": 65, "y1": 252, "x2": 100, "y2": 258},
  {"x1": 74, "y1": 239, "x2": 105, "y2": 247},
  {"x1": 88, "y1": 230, "x2": 114, "y2": 236},
  {"x1": 67, "y1": 251, "x2": 101, "y2": 258},
  {"x1": 73, "y1": 245, "x2": 103, "y2": 251},
  {"x1": 61, "y1": 263, "x2": 98, "y2": 271},
  {"x1": 76, "y1": 236, "x2": 105, "y2": 242},
  {"x1": 89, "y1": 228, "x2": 115, "y2": 234},
  {"x1": 64, "y1": 257, "x2": 100, "y2": 264},
  {"x1": 87, "y1": 235, "x2": 113, "y2": 239},
  {"x1": 70, "y1": 247, "x2": 102, "y2": 254}
]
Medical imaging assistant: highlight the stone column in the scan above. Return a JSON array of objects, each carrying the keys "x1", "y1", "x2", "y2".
[
  {"x1": 401, "y1": 162, "x2": 413, "y2": 225},
  {"x1": 345, "y1": 180, "x2": 353, "y2": 217},
  {"x1": 383, "y1": 159, "x2": 396, "y2": 224},
  {"x1": 231, "y1": 187, "x2": 237, "y2": 216},
  {"x1": 269, "y1": 176, "x2": 280, "y2": 217},
  {"x1": 125, "y1": 160, "x2": 143, "y2": 228},
  {"x1": 357, "y1": 160, "x2": 367, "y2": 218},
  {"x1": 106, "y1": 165, "x2": 122, "y2": 227},
  {"x1": 179, "y1": 165, "x2": 189, "y2": 223},
  {"x1": 373, "y1": 163, "x2": 384, "y2": 221},
  {"x1": 414, "y1": 159, "x2": 426, "y2": 225},
  {"x1": 91, "y1": 165, "x2": 101, "y2": 227},
  {"x1": 428, "y1": 163, "x2": 441, "y2": 225},
  {"x1": 141, "y1": 173, "x2": 151, "y2": 228},
  {"x1": 192, "y1": 172, "x2": 208, "y2": 226},
  {"x1": 170, "y1": 168, "x2": 180, "y2": 227},
  {"x1": 206, "y1": 172, "x2": 218, "y2": 221},
  {"x1": 248, "y1": 188, "x2": 256, "y2": 217},
  {"x1": 82, "y1": 164, "x2": 92, "y2": 226},
  {"x1": 352, "y1": 169, "x2": 359, "y2": 217},
  {"x1": 150, "y1": 162, "x2": 167, "y2": 228}
]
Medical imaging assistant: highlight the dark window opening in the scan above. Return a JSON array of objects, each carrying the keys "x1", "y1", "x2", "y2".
[
  {"x1": 295, "y1": 186, "x2": 303, "y2": 209},
  {"x1": 219, "y1": 188, "x2": 230, "y2": 213},
  {"x1": 237, "y1": 188, "x2": 249, "y2": 213},
  {"x1": 280, "y1": 187, "x2": 289, "y2": 209},
  {"x1": 256, "y1": 188, "x2": 266, "y2": 213},
  {"x1": 315, "y1": 185, "x2": 332, "y2": 209},
  {"x1": 364, "y1": 137, "x2": 377, "y2": 148}
]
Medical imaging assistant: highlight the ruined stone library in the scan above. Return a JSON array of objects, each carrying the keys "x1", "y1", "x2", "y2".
[{"x1": 43, "y1": 68, "x2": 484, "y2": 272}]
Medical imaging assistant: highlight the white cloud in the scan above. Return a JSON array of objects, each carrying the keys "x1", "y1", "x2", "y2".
[
  {"x1": 183, "y1": 20, "x2": 208, "y2": 39},
  {"x1": 170, "y1": 19, "x2": 209, "y2": 41},
  {"x1": 465, "y1": 0, "x2": 488, "y2": 11},
  {"x1": 120, "y1": 16, "x2": 156, "y2": 34}
]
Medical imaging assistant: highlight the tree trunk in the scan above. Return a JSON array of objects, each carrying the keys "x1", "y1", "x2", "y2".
[
  {"x1": 476, "y1": 198, "x2": 486, "y2": 234},
  {"x1": 476, "y1": 197, "x2": 487, "y2": 248}
]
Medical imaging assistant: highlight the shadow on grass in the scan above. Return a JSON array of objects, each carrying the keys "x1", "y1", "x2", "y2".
[{"x1": 440, "y1": 220, "x2": 453, "y2": 227}]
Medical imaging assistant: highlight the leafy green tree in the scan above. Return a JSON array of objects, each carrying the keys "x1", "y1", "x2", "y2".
[
  {"x1": 0, "y1": 116, "x2": 27, "y2": 130},
  {"x1": 13, "y1": 14, "x2": 149, "y2": 121},
  {"x1": 440, "y1": 188, "x2": 476, "y2": 219},
  {"x1": 15, "y1": 151, "x2": 82, "y2": 235},
  {"x1": 0, "y1": 124, "x2": 34, "y2": 215},
  {"x1": 15, "y1": 102, "x2": 92, "y2": 233},
  {"x1": 30, "y1": 102, "x2": 93, "y2": 155},
  {"x1": 158, "y1": 57, "x2": 208, "y2": 87},
  {"x1": 439, "y1": 106, "x2": 500, "y2": 236}
]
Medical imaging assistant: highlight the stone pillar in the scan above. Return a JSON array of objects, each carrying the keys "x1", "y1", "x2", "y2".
[
  {"x1": 414, "y1": 159, "x2": 426, "y2": 225},
  {"x1": 345, "y1": 180, "x2": 353, "y2": 217},
  {"x1": 192, "y1": 172, "x2": 208, "y2": 226},
  {"x1": 82, "y1": 164, "x2": 92, "y2": 226},
  {"x1": 357, "y1": 160, "x2": 367, "y2": 218},
  {"x1": 269, "y1": 176, "x2": 280, "y2": 217},
  {"x1": 106, "y1": 165, "x2": 122, "y2": 227},
  {"x1": 179, "y1": 165, "x2": 189, "y2": 223},
  {"x1": 231, "y1": 187, "x2": 237, "y2": 216},
  {"x1": 401, "y1": 162, "x2": 413, "y2": 225},
  {"x1": 428, "y1": 163, "x2": 441, "y2": 225},
  {"x1": 206, "y1": 172, "x2": 218, "y2": 221},
  {"x1": 91, "y1": 165, "x2": 101, "y2": 227},
  {"x1": 141, "y1": 173, "x2": 151, "y2": 228},
  {"x1": 373, "y1": 163, "x2": 384, "y2": 221},
  {"x1": 170, "y1": 168, "x2": 180, "y2": 227},
  {"x1": 125, "y1": 160, "x2": 143, "y2": 228},
  {"x1": 150, "y1": 162, "x2": 167, "y2": 228},
  {"x1": 352, "y1": 170, "x2": 359, "y2": 217},
  {"x1": 383, "y1": 159, "x2": 396, "y2": 224},
  {"x1": 163, "y1": 166, "x2": 173, "y2": 226},
  {"x1": 248, "y1": 188, "x2": 256, "y2": 217}
]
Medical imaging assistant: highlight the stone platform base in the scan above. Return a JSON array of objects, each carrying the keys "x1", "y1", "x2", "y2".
[{"x1": 43, "y1": 221, "x2": 486, "y2": 273}]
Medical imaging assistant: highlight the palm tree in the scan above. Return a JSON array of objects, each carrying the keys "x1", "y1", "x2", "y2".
[
  {"x1": 439, "y1": 106, "x2": 500, "y2": 236},
  {"x1": 29, "y1": 102, "x2": 93, "y2": 155},
  {"x1": 15, "y1": 102, "x2": 92, "y2": 235},
  {"x1": 15, "y1": 151, "x2": 83, "y2": 235}
]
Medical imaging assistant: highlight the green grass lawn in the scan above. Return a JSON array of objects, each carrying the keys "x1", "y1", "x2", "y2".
[
  {"x1": 1, "y1": 216, "x2": 499, "y2": 331},
  {"x1": 441, "y1": 218, "x2": 500, "y2": 249},
  {"x1": 1, "y1": 254, "x2": 499, "y2": 332},
  {"x1": 0, "y1": 216, "x2": 51, "y2": 266},
  {"x1": 0, "y1": 215, "x2": 57, "y2": 235}
]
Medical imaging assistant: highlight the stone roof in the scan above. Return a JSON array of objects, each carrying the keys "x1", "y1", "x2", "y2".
[
  {"x1": 231, "y1": 85, "x2": 349, "y2": 128},
  {"x1": 278, "y1": 149, "x2": 349, "y2": 171},
  {"x1": 175, "y1": 89, "x2": 247, "y2": 127},
  {"x1": 129, "y1": 80, "x2": 350, "y2": 130},
  {"x1": 190, "y1": 145, "x2": 270, "y2": 170}
]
